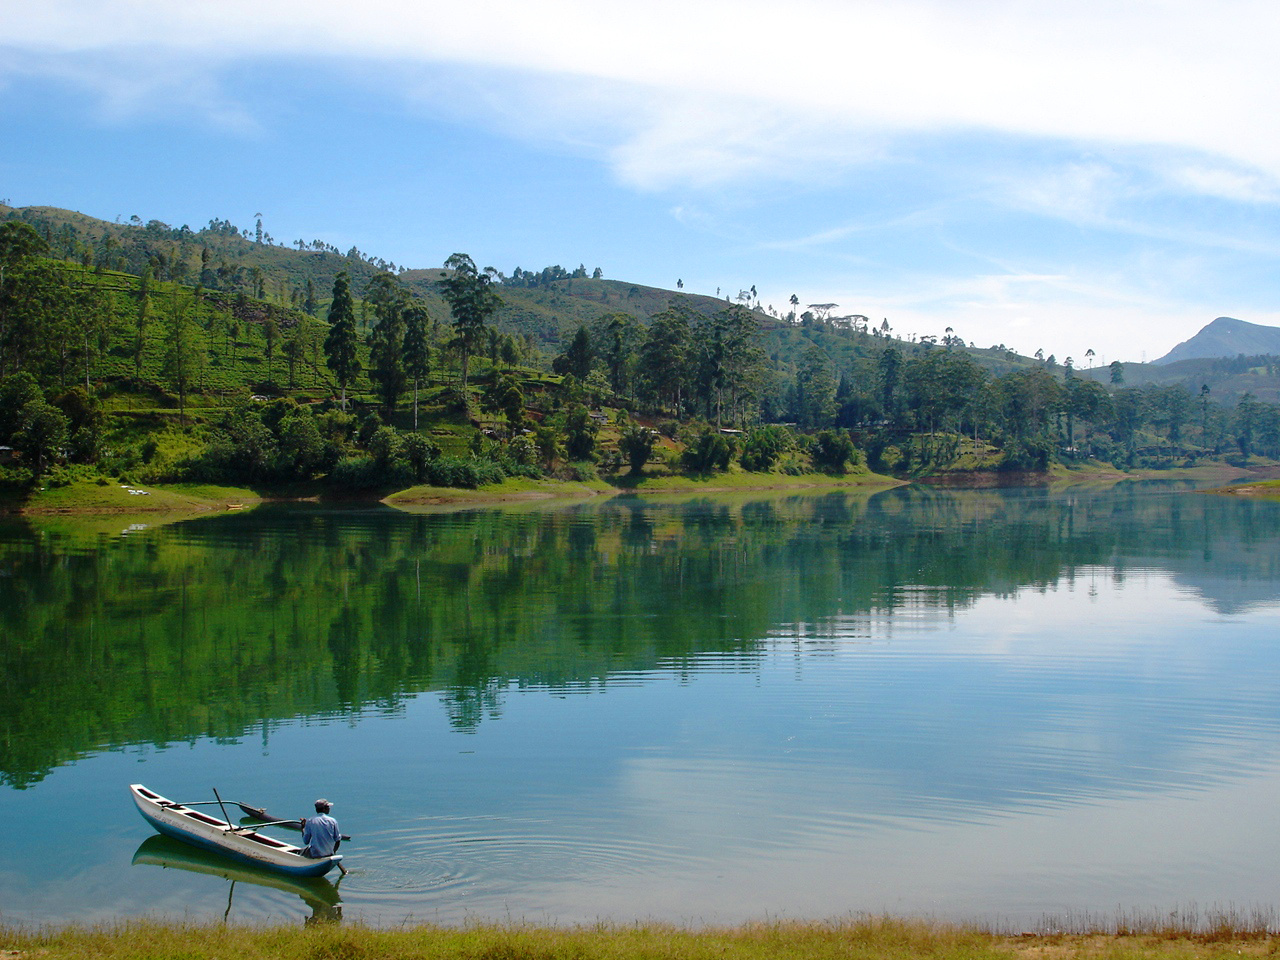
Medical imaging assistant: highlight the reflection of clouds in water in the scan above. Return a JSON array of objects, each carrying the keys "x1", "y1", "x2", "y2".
[
  {"x1": 595, "y1": 565, "x2": 1280, "y2": 841},
  {"x1": 931, "y1": 566, "x2": 1195, "y2": 657},
  {"x1": 1166, "y1": 572, "x2": 1280, "y2": 616}
]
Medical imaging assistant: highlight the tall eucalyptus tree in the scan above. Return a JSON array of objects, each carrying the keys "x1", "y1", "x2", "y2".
[
  {"x1": 323, "y1": 271, "x2": 360, "y2": 410},
  {"x1": 438, "y1": 253, "x2": 501, "y2": 394},
  {"x1": 402, "y1": 301, "x2": 432, "y2": 430}
]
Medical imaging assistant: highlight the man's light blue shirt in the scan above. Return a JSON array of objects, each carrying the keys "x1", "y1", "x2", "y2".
[{"x1": 302, "y1": 813, "x2": 341, "y2": 858}]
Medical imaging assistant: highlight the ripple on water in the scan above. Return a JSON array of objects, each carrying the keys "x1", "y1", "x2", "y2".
[{"x1": 348, "y1": 815, "x2": 704, "y2": 901}]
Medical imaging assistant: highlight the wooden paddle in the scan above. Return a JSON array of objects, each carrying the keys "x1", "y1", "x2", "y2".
[
  {"x1": 238, "y1": 802, "x2": 351, "y2": 841},
  {"x1": 237, "y1": 802, "x2": 304, "y2": 830}
]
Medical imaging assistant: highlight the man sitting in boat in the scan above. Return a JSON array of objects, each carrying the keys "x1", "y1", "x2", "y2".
[{"x1": 301, "y1": 799, "x2": 341, "y2": 858}]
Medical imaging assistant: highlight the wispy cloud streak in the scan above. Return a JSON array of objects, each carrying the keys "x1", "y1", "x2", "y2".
[{"x1": 6, "y1": 0, "x2": 1280, "y2": 191}]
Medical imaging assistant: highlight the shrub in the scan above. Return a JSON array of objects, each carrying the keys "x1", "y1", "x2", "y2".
[
  {"x1": 317, "y1": 409, "x2": 355, "y2": 445},
  {"x1": 426, "y1": 456, "x2": 506, "y2": 489},
  {"x1": 68, "y1": 425, "x2": 102, "y2": 464},
  {"x1": 259, "y1": 397, "x2": 298, "y2": 432},
  {"x1": 563, "y1": 404, "x2": 598, "y2": 462},
  {"x1": 1000, "y1": 434, "x2": 1054, "y2": 471},
  {"x1": 864, "y1": 433, "x2": 890, "y2": 472},
  {"x1": 357, "y1": 413, "x2": 383, "y2": 448},
  {"x1": 0, "y1": 372, "x2": 42, "y2": 443},
  {"x1": 367, "y1": 425, "x2": 403, "y2": 468},
  {"x1": 618, "y1": 423, "x2": 656, "y2": 474},
  {"x1": 437, "y1": 385, "x2": 472, "y2": 414},
  {"x1": 534, "y1": 425, "x2": 563, "y2": 466},
  {"x1": 0, "y1": 464, "x2": 34, "y2": 489},
  {"x1": 597, "y1": 448, "x2": 624, "y2": 474},
  {"x1": 566, "y1": 460, "x2": 600, "y2": 482},
  {"x1": 401, "y1": 432, "x2": 442, "y2": 481},
  {"x1": 682, "y1": 430, "x2": 731, "y2": 473},
  {"x1": 506, "y1": 434, "x2": 537, "y2": 466},
  {"x1": 12, "y1": 399, "x2": 70, "y2": 477},
  {"x1": 277, "y1": 413, "x2": 327, "y2": 480},
  {"x1": 740, "y1": 425, "x2": 793, "y2": 472},
  {"x1": 810, "y1": 430, "x2": 858, "y2": 473},
  {"x1": 328, "y1": 455, "x2": 411, "y2": 489}
]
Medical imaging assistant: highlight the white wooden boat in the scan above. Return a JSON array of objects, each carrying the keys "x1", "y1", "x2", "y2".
[{"x1": 130, "y1": 784, "x2": 342, "y2": 878}]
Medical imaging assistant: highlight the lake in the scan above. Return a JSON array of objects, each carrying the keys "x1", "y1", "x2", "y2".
[{"x1": 3, "y1": 482, "x2": 1280, "y2": 929}]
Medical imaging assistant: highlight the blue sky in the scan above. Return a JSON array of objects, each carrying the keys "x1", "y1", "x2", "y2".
[{"x1": 3, "y1": 0, "x2": 1280, "y2": 364}]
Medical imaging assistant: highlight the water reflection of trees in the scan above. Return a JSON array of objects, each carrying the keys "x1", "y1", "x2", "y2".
[{"x1": 2, "y1": 487, "x2": 1278, "y2": 787}]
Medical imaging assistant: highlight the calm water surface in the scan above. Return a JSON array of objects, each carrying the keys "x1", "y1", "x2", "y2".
[{"x1": 2, "y1": 483, "x2": 1280, "y2": 928}]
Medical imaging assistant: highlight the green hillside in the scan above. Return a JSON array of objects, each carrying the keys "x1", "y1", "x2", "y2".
[
  {"x1": 2, "y1": 201, "x2": 1239, "y2": 392},
  {"x1": 4, "y1": 201, "x2": 1280, "y2": 505}
]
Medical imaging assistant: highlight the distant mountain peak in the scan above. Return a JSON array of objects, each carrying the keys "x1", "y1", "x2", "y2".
[{"x1": 1154, "y1": 316, "x2": 1280, "y2": 365}]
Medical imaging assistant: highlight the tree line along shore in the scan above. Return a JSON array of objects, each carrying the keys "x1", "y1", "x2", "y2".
[{"x1": 3, "y1": 211, "x2": 1280, "y2": 511}]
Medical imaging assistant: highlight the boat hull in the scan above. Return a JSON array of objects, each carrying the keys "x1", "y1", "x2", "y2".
[{"x1": 130, "y1": 784, "x2": 341, "y2": 878}]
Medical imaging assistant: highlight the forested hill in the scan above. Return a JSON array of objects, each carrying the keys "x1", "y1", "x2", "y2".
[
  {"x1": 0, "y1": 203, "x2": 1020, "y2": 361},
  {"x1": 0, "y1": 203, "x2": 724, "y2": 347},
  {"x1": 11, "y1": 201, "x2": 1280, "y2": 400},
  {"x1": 6, "y1": 200, "x2": 1280, "y2": 500}
]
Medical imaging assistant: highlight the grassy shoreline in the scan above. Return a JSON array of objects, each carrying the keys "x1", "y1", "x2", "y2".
[
  {"x1": 0, "y1": 480, "x2": 270, "y2": 516},
  {"x1": 5, "y1": 459, "x2": 1276, "y2": 519},
  {"x1": 4, "y1": 917, "x2": 1279, "y2": 960},
  {"x1": 386, "y1": 466, "x2": 903, "y2": 506},
  {"x1": 1, "y1": 469, "x2": 905, "y2": 518},
  {"x1": 1203, "y1": 477, "x2": 1280, "y2": 498}
]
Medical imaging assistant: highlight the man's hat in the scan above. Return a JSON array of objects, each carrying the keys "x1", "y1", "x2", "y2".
[{"x1": 315, "y1": 798, "x2": 332, "y2": 811}]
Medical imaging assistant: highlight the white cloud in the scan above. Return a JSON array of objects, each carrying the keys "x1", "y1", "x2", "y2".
[
  {"x1": 0, "y1": 48, "x2": 259, "y2": 131},
  {"x1": 1164, "y1": 163, "x2": 1280, "y2": 205},
  {"x1": 982, "y1": 153, "x2": 1280, "y2": 255},
  {"x1": 6, "y1": 0, "x2": 1280, "y2": 194},
  {"x1": 1001, "y1": 162, "x2": 1130, "y2": 225}
]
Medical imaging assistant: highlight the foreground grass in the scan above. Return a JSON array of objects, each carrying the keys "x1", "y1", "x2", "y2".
[{"x1": 4, "y1": 918, "x2": 1280, "y2": 960}]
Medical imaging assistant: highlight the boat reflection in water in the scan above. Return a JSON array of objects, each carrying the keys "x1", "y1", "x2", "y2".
[{"x1": 131, "y1": 835, "x2": 343, "y2": 924}]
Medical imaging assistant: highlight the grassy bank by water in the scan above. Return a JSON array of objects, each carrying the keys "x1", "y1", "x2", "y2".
[
  {"x1": 385, "y1": 466, "x2": 902, "y2": 507},
  {"x1": 1205, "y1": 477, "x2": 1280, "y2": 498},
  {"x1": 4, "y1": 459, "x2": 1267, "y2": 517},
  {"x1": 0, "y1": 479, "x2": 266, "y2": 516},
  {"x1": 384, "y1": 475, "x2": 616, "y2": 507},
  {"x1": 3, "y1": 917, "x2": 1279, "y2": 960},
  {"x1": 1, "y1": 469, "x2": 903, "y2": 515},
  {"x1": 608, "y1": 465, "x2": 900, "y2": 494}
]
